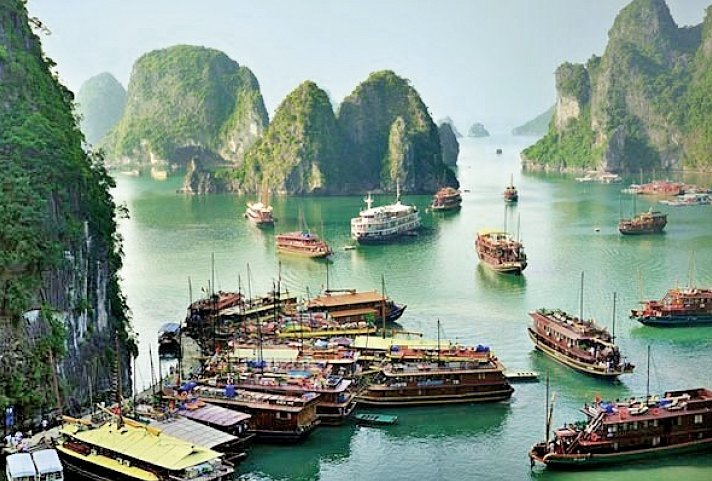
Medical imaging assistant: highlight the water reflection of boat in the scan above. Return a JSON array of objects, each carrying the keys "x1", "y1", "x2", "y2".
[
  {"x1": 377, "y1": 402, "x2": 511, "y2": 439},
  {"x1": 241, "y1": 422, "x2": 356, "y2": 480}
]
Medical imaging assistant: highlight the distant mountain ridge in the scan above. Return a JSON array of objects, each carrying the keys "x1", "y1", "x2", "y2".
[
  {"x1": 522, "y1": 0, "x2": 712, "y2": 173},
  {"x1": 512, "y1": 105, "x2": 554, "y2": 137},
  {"x1": 76, "y1": 72, "x2": 126, "y2": 145}
]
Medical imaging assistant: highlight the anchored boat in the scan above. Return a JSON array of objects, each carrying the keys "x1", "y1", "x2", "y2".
[
  {"x1": 350, "y1": 185, "x2": 420, "y2": 244},
  {"x1": 475, "y1": 228, "x2": 527, "y2": 275},
  {"x1": 530, "y1": 387, "x2": 712, "y2": 467},
  {"x1": 618, "y1": 208, "x2": 667, "y2": 235},
  {"x1": 431, "y1": 187, "x2": 462, "y2": 212},
  {"x1": 631, "y1": 286, "x2": 712, "y2": 327}
]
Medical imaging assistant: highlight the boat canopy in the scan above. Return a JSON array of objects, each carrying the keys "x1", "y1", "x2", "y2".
[
  {"x1": 152, "y1": 417, "x2": 237, "y2": 450},
  {"x1": 32, "y1": 449, "x2": 63, "y2": 475},
  {"x1": 6, "y1": 453, "x2": 36, "y2": 478},
  {"x1": 62, "y1": 421, "x2": 222, "y2": 471},
  {"x1": 158, "y1": 322, "x2": 181, "y2": 334},
  {"x1": 178, "y1": 403, "x2": 251, "y2": 427}
]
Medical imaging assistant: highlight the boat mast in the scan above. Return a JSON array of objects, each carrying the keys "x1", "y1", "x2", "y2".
[
  {"x1": 544, "y1": 372, "x2": 550, "y2": 442},
  {"x1": 579, "y1": 272, "x2": 584, "y2": 320},
  {"x1": 437, "y1": 319, "x2": 441, "y2": 364},
  {"x1": 149, "y1": 344, "x2": 156, "y2": 396},
  {"x1": 646, "y1": 345, "x2": 651, "y2": 402},
  {"x1": 612, "y1": 291, "x2": 617, "y2": 343},
  {"x1": 381, "y1": 274, "x2": 387, "y2": 339}
]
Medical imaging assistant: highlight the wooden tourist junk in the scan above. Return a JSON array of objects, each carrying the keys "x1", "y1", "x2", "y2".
[
  {"x1": 275, "y1": 231, "x2": 332, "y2": 258},
  {"x1": 475, "y1": 228, "x2": 527, "y2": 275},
  {"x1": 503, "y1": 175, "x2": 518, "y2": 203},
  {"x1": 200, "y1": 345, "x2": 358, "y2": 426},
  {"x1": 245, "y1": 186, "x2": 275, "y2": 227},
  {"x1": 304, "y1": 288, "x2": 407, "y2": 326},
  {"x1": 185, "y1": 385, "x2": 321, "y2": 443},
  {"x1": 528, "y1": 282, "x2": 634, "y2": 378},
  {"x1": 631, "y1": 286, "x2": 712, "y2": 327},
  {"x1": 529, "y1": 387, "x2": 712, "y2": 467},
  {"x1": 56, "y1": 414, "x2": 234, "y2": 481},
  {"x1": 350, "y1": 185, "x2": 421, "y2": 243},
  {"x1": 431, "y1": 187, "x2": 462, "y2": 212},
  {"x1": 618, "y1": 208, "x2": 667, "y2": 235},
  {"x1": 356, "y1": 340, "x2": 514, "y2": 406}
]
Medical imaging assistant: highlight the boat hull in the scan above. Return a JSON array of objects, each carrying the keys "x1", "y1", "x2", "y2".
[
  {"x1": 531, "y1": 436, "x2": 712, "y2": 468},
  {"x1": 634, "y1": 314, "x2": 712, "y2": 327},
  {"x1": 619, "y1": 228, "x2": 665, "y2": 235},
  {"x1": 479, "y1": 260, "x2": 526, "y2": 275},
  {"x1": 386, "y1": 303, "x2": 407, "y2": 323},
  {"x1": 276, "y1": 247, "x2": 331, "y2": 258},
  {"x1": 250, "y1": 420, "x2": 320, "y2": 443},
  {"x1": 355, "y1": 386, "x2": 514, "y2": 407},
  {"x1": 353, "y1": 231, "x2": 419, "y2": 244},
  {"x1": 527, "y1": 328, "x2": 625, "y2": 378}
]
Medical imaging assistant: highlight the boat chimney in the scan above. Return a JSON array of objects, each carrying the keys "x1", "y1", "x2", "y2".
[
  {"x1": 396, "y1": 180, "x2": 401, "y2": 203},
  {"x1": 365, "y1": 193, "x2": 373, "y2": 210}
]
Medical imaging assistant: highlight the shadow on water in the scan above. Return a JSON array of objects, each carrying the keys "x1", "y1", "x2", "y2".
[
  {"x1": 528, "y1": 351, "x2": 632, "y2": 405},
  {"x1": 357, "y1": 402, "x2": 511, "y2": 440},
  {"x1": 475, "y1": 263, "x2": 528, "y2": 293},
  {"x1": 530, "y1": 449, "x2": 712, "y2": 481},
  {"x1": 239, "y1": 425, "x2": 357, "y2": 481}
]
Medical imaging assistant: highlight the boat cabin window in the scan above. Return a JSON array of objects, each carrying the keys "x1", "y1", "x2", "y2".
[
  {"x1": 652, "y1": 436, "x2": 661, "y2": 446},
  {"x1": 695, "y1": 414, "x2": 704, "y2": 424},
  {"x1": 276, "y1": 412, "x2": 292, "y2": 420}
]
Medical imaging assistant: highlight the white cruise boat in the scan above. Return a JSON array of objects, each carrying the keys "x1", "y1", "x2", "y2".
[{"x1": 350, "y1": 186, "x2": 420, "y2": 243}]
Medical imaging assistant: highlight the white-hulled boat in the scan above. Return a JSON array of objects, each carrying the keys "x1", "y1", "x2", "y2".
[{"x1": 350, "y1": 186, "x2": 420, "y2": 244}]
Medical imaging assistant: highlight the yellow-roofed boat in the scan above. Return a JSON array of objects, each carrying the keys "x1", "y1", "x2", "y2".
[{"x1": 56, "y1": 416, "x2": 234, "y2": 481}]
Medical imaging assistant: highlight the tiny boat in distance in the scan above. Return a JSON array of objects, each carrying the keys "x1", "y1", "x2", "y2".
[
  {"x1": 276, "y1": 231, "x2": 333, "y2": 258},
  {"x1": 530, "y1": 387, "x2": 712, "y2": 467},
  {"x1": 528, "y1": 308, "x2": 634, "y2": 378},
  {"x1": 631, "y1": 286, "x2": 712, "y2": 326},
  {"x1": 503, "y1": 175, "x2": 518, "y2": 203},
  {"x1": 475, "y1": 228, "x2": 527, "y2": 275},
  {"x1": 618, "y1": 208, "x2": 667, "y2": 235},
  {"x1": 431, "y1": 187, "x2": 462, "y2": 212}
]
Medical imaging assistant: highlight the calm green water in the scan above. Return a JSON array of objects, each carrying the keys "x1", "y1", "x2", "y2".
[{"x1": 114, "y1": 136, "x2": 712, "y2": 481}]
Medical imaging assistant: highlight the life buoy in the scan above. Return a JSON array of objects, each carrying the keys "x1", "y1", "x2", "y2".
[
  {"x1": 590, "y1": 432, "x2": 599, "y2": 442},
  {"x1": 652, "y1": 408, "x2": 660, "y2": 416}
]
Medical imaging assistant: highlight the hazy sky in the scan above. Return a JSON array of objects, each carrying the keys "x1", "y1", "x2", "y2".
[{"x1": 28, "y1": 0, "x2": 710, "y2": 133}]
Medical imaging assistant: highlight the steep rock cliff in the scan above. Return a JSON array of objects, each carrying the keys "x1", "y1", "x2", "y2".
[
  {"x1": 523, "y1": 0, "x2": 708, "y2": 172},
  {"x1": 0, "y1": 0, "x2": 132, "y2": 423},
  {"x1": 467, "y1": 122, "x2": 490, "y2": 137},
  {"x1": 438, "y1": 121, "x2": 460, "y2": 166},
  {"x1": 105, "y1": 45, "x2": 268, "y2": 173},
  {"x1": 233, "y1": 81, "x2": 343, "y2": 194},
  {"x1": 76, "y1": 72, "x2": 126, "y2": 146},
  {"x1": 338, "y1": 70, "x2": 457, "y2": 193}
]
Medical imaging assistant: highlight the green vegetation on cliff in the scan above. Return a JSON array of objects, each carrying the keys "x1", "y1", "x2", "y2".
[
  {"x1": 231, "y1": 81, "x2": 343, "y2": 194},
  {"x1": 524, "y1": 0, "x2": 712, "y2": 172},
  {"x1": 0, "y1": 0, "x2": 131, "y2": 419},
  {"x1": 338, "y1": 70, "x2": 457, "y2": 193},
  {"x1": 106, "y1": 45, "x2": 268, "y2": 166},
  {"x1": 76, "y1": 72, "x2": 126, "y2": 145}
]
